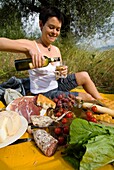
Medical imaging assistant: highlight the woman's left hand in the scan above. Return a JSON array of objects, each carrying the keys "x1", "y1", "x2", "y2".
[{"x1": 60, "y1": 65, "x2": 68, "y2": 77}]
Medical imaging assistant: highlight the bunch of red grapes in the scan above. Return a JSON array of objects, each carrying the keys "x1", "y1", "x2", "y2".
[{"x1": 53, "y1": 93, "x2": 81, "y2": 111}]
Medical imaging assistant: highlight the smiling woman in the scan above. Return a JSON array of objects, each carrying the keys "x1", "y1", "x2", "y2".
[{"x1": 0, "y1": 6, "x2": 102, "y2": 101}]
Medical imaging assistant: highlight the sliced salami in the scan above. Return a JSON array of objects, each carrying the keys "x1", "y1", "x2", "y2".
[
  {"x1": 30, "y1": 115, "x2": 53, "y2": 127},
  {"x1": 33, "y1": 129, "x2": 58, "y2": 156}
]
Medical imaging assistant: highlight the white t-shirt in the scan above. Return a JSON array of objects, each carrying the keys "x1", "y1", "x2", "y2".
[{"x1": 28, "y1": 41, "x2": 60, "y2": 94}]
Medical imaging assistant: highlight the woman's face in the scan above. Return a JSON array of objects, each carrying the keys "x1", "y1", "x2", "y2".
[{"x1": 40, "y1": 17, "x2": 62, "y2": 44}]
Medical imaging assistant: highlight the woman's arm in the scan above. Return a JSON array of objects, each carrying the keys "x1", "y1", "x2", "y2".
[
  {"x1": 0, "y1": 38, "x2": 43, "y2": 68},
  {"x1": 0, "y1": 38, "x2": 32, "y2": 53}
]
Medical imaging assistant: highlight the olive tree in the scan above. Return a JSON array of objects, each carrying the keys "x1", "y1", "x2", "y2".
[{"x1": 0, "y1": 0, "x2": 113, "y2": 40}]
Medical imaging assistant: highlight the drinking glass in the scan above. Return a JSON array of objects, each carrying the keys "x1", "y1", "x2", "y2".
[{"x1": 55, "y1": 61, "x2": 67, "y2": 79}]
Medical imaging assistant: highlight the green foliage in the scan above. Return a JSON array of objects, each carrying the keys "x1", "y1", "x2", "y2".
[
  {"x1": 0, "y1": 52, "x2": 29, "y2": 83},
  {"x1": 0, "y1": 0, "x2": 113, "y2": 39},
  {"x1": 0, "y1": 3, "x2": 25, "y2": 38},
  {"x1": 70, "y1": 0, "x2": 113, "y2": 39},
  {"x1": 0, "y1": 1, "x2": 113, "y2": 93}
]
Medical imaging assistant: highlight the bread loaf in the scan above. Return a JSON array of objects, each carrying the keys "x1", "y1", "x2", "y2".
[
  {"x1": 37, "y1": 94, "x2": 56, "y2": 109},
  {"x1": 0, "y1": 111, "x2": 21, "y2": 142}
]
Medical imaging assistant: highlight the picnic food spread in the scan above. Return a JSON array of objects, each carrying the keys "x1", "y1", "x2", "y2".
[
  {"x1": 6, "y1": 94, "x2": 56, "y2": 122},
  {"x1": 0, "y1": 93, "x2": 114, "y2": 170}
]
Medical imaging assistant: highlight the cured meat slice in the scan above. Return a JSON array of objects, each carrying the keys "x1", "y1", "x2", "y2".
[
  {"x1": 30, "y1": 115, "x2": 53, "y2": 127},
  {"x1": 33, "y1": 129, "x2": 58, "y2": 156},
  {"x1": 6, "y1": 96, "x2": 42, "y2": 123}
]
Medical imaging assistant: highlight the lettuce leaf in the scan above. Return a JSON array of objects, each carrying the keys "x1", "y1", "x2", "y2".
[
  {"x1": 80, "y1": 135, "x2": 114, "y2": 170},
  {"x1": 70, "y1": 118, "x2": 114, "y2": 145},
  {"x1": 63, "y1": 118, "x2": 114, "y2": 170}
]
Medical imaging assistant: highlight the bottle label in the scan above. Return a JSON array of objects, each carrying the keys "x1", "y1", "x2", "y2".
[
  {"x1": 29, "y1": 63, "x2": 34, "y2": 69},
  {"x1": 51, "y1": 58, "x2": 55, "y2": 62}
]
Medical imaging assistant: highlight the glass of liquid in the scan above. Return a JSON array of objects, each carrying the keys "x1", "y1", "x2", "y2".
[{"x1": 55, "y1": 61, "x2": 68, "y2": 79}]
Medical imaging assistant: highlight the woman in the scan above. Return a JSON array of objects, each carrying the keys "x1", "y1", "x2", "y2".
[{"x1": 0, "y1": 6, "x2": 102, "y2": 101}]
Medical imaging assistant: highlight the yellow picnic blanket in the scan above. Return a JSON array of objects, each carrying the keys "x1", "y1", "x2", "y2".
[
  {"x1": 0, "y1": 132, "x2": 114, "y2": 170},
  {"x1": 0, "y1": 89, "x2": 114, "y2": 170},
  {"x1": 71, "y1": 88, "x2": 114, "y2": 100}
]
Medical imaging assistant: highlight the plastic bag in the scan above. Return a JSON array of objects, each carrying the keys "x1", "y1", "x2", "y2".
[{"x1": 4, "y1": 88, "x2": 23, "y2": 105}]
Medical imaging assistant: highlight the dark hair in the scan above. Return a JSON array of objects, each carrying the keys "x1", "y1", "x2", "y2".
[{"x1": 39, "y1": 6, "x2": 64, "y2": 26}]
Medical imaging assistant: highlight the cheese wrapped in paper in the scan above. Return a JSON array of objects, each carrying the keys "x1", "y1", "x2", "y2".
[{"x1": 0, "y1": 111, "x2": 21, "y2": 142}]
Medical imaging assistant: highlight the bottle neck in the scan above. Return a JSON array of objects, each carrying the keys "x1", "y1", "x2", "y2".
[{"x1": 44, "y1": 56, "x2": 60, "y2": 62}]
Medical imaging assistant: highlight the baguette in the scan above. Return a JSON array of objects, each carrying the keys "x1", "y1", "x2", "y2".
[{"x1": 83, "y1": 102, "x2": 114, "y2": 117}]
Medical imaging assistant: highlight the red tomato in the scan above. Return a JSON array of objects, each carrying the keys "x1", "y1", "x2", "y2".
[
  {"x1": 86, "y1": 110, "x2": 93, "y2": 119},
  {"x1": 58, "y1": 136, "x2": 65, "y2": 145},
  {"x1": 63, "y1": 126, "x2": 69, "y2": 134},
  {"x1": 59, "y1": 108, "x2": 64, "y2": 113},
  {"x1": 91, "y1": 106, "x2": 97, "y2": 112},
  {"x1": 62, "y1": 118, "x2": 68, "y2": 124},
  {"x1": 90, "y1": 117, "x2": 97, "y2": 123},
  {"x1": 56, "y1": 112, "x2": 62, "y2": 117},
  {"x1": 54, "y1": 127, "x2": 62, "y2": 135},
  {"x1": 65, "y1": 112, "x2": 73, "y2": 118}
]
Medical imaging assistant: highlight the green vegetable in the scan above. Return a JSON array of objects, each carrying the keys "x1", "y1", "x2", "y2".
[{"x1": 63, "y1": 118, "x2": 114, "y2": 170}]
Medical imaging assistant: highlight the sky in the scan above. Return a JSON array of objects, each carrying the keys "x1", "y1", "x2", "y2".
[
  {"x1": 86, "y1": 12, "x2": 114, "y2": 49},
  {"x1": 22, "y1": 13, "x2": 41, "y2": 37}
]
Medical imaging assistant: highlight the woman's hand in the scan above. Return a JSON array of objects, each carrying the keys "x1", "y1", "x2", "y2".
[
  {"x1": 28, "y1": 49, "x2": 44, "y2": 68},
  {"x1": 60, "y1": 65, "x2": 68, "y2": 77}
]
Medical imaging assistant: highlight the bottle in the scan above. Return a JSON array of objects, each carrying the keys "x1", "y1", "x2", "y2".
[{"x1": 15, "y1": 56, "x2": 60, "y2": 71}]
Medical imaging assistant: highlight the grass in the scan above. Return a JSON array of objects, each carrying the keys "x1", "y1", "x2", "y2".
[
  {"x1": 0, "y1": 52, "x2": 29, "y2": 83},
  {"x1": 55, "y1": 36, "x2": 114, "y2": 94},
  {"x1": 0, "y1": 37, "x2": 114, "y2": 94}
]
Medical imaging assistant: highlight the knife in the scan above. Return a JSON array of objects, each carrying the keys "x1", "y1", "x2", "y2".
[{"x1": 9, "y1": 138, "x2": 34, "y2": 145}]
